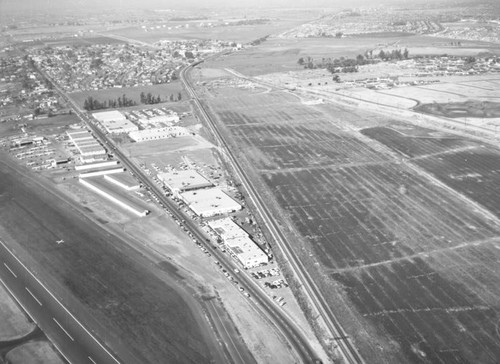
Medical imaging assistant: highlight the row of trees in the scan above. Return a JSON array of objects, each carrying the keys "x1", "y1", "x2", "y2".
[
  {"x1": 139, "y1": 91, "x2": 182, "y2": 104},
  {"x1": 297, "y1": 48, "x2": 410, "y2": 74},
  {"x1": 83, "y1": 91, "x2": 183, "y2": 111},
  {"x1": 83, "y1": 95, "x2": 137, "y2": 111}
]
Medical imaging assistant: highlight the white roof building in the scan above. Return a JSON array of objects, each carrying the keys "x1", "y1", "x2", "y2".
[
  {"x1": 208, "y1": 218, "x2": 268, "y2": 268},
  {"x1": 158, "y1": 169, "x2": 213, "y2": 193},
  {"x1": 180, "y1": 188, "x2": 241, "y2": 217},
  {"x1": 66, "y1": 129, "x2": 107, "y2": 163},
  {"x1": 93, "y1": 110, "x2": 139, "y2": 134},
  {"x1": 128, "y1": 127, "x2": 191, "y2": 142}
]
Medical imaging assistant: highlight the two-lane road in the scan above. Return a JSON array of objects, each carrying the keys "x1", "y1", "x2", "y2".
[{"x1": 0, "y1": 239, "x2": 120, "y2": 364}]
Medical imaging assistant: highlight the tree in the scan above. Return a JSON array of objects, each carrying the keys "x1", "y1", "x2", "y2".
[
  {"x1": 335, "y1": 32, "x2": 343, "y2": 38},
  {"x1": 403, "y1": 48, "x2": 409, "y2": 59},
  {"x1": 298, "y1": 57, "x2": 305, "y2": 65},
  {"x1": 178, "y1": 92, "x2": 182, "y2": 101},
  {"x1": 169, "y1": 94, "x2": 174, "y2": 102},
  {"x1": 332, "y1": 75, "x2": 341, "y2": 83},
  {"x1": 378, "y1": 50, "x2": 386, "y2": 60}
]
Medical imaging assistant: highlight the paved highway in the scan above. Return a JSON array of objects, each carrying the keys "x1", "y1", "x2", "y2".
[
  {"x1": 39, "y1": 62, "x2": 323, "y2": 363},
  {"x1": 181, "y1": 61, "x2": 365, "y2": 364},
  {"x1": 0, "y1": 239, "x2": 120, "y2": 364}
]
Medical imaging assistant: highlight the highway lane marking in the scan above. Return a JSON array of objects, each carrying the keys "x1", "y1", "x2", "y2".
[
  {"x1": 3, "y1": 262, "x2": 17, "y2": 277},
  {"x1": 0, "y1": 239, "x2": 121, "y2": 364},
  {"x1": 53, "y1": 317, "x2": 74, "y2": 341},
  {"x1": 25, "y1": 287, "x2": 43, "y2": 306},
  {"x1": 88, "y1": 356, "x2": 97, "y2": 364}
]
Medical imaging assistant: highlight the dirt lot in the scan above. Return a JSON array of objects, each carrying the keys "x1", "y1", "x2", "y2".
[{"x1": 200, "y1": 73, "x2": 500, "y2": 363}]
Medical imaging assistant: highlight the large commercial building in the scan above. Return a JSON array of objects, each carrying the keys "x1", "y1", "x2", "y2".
[
  {"x1": 93, "y1": 110, "x2": 139, "y2": 134},
  {"x1": 157, "y1": 169, "x2": 213, "y2": 194},
  {"x1": 128, "y1": 126, "x2": 192, "y2": 142},
  {"x1": 208, "y1": 218, "x2": 268, "y2": 268},
  {"x1": 180, "y1": 188, "x2": 241, "y2": 217},
  {"x1": 67, "y1": 129, "x2": 107, "y2": 163}
]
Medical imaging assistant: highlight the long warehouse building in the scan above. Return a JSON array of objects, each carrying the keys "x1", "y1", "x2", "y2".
[{"x1": 67, "y1": 129, "x2": 107, "y2": 163}]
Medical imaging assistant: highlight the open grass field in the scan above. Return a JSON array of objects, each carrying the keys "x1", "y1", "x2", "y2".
[
  {"x1": 0, "y1": 156, "x2": 219, "y2": 364},
  {"x1": 205, "y1": 35, "x2": 500, "y2": 77},
  {"x1": 102, "y1": 18, "x2": 306, "y2": 44},
  {"x1": 5, "y1": 341, "x2": 65, "y2": 364},
  {"x1": 203, "y1": 79, "x2": 500, "y2": 363},
  {"x1": 0, "y1": 284, "x2": 34, "y2": 341}
]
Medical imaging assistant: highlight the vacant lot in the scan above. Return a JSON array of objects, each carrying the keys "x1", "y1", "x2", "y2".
[
  {"x1": 203, "y1": 79, "x2": 500, "y2": 363},
  {"x1": 415, "y1": 101, "x2": 500, "y2": 119}
]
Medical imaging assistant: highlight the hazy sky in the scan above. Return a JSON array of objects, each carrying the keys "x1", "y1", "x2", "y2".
[{"x1": 0, "y1": 0, "x2": 419, "y2": 12}]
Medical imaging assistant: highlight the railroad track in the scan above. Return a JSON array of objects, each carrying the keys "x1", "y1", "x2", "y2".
[
  {"x1": 40, "y1": 64, "x2": 323, "y2": 364},
  {"x1": 181, "y1": 62, "x2": 365, "y2": 364}
]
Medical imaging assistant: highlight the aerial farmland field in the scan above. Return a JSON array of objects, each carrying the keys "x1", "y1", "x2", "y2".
[
  {"x1": 363, "y1": 125, "x2": 500, "y2": 219},
  {"x1": 201, "y1": 75, "x2": 500, "y2": 363}
]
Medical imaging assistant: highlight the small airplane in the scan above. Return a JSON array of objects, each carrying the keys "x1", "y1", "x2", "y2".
[{"x1": 56, "y1": 239, "x2": 64, "y2": 244}]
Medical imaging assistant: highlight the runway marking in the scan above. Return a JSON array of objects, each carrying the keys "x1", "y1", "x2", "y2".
[
  {"x1": 53, "y1": 317, "x2": 74, "y2": 341},
  {"x1": 3, "y1": 262, "x2": 17, "y2": 278},
  {"x1": 0, "y1": 239, "x2": 120, "y2": 363},
  {"x1": 88, "y1": 356, "x2": 97, "y2": 364},
  {"x1": 25, "y1": 287, "x2": 42, "y2": 306}
]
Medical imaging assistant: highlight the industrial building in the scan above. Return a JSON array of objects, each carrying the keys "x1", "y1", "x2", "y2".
[
  {"x1": 104, "y1": 172, "x2": 140, "y2": 191},
  {"x1": 180, "y1": 188, "x2": 241, "y2": 217},
  {"x1": 157, "y1": 169, "x2": 213, "y2": 194},
  {"x1": 75, "y1": 160, "x2": 118, "y2": 171},
  {"x1": 93, "y1": 110, "x2": 139, "y2": 134},
  {"x1": 79, "y1": 167, "x2": 124, "y2": 178},
  {"x1": 128, "y1": 126, "x2": 192, "y2": 142},
  {"x1": 79, "y1": 178, "x2": 149, "y2": 217},
  {"x1": 208, "y1": 218, "x2": 268, "y2": 268},
  {"x1": 67, "y1": 129, "x2": 107, "y2": 163}
]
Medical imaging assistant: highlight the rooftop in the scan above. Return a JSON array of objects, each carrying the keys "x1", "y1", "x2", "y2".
[
  {"x1": 158, "y1": 169, "x2": 213, "y2": 192},
  {"x1": 180, "y1": 188, "x2": 241, "y2": 216}
]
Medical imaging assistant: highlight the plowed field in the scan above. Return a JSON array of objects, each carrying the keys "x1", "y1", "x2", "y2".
[{"x1": 204, "y1": 85, "x2": 500, "y2": 363}]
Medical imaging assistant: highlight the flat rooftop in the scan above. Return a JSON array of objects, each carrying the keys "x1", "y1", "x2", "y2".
[
  {"x1": 158, "y1": 170, "x2": 213, "y2": 192},
  {"x1": 92, "y1": 110, "x2": 127, "y2": 122},
  {"x1": 208, "y1": 217, "x2": 248, "y2": 240},
  {"x1": 180, "y1": 188, "x2": 241, "y2": 216},
  {"x1": 105, "y1": 172, "x2": 140, "y2": 189}
]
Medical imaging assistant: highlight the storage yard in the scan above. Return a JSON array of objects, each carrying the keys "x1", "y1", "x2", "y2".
[{"x1": 202, "y1": 73, "x2": 500, "y2": 363}]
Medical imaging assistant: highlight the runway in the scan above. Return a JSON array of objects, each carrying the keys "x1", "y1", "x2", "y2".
[
  {"x1": 0, "y1": 155, "x2": 225, "y2": 363},
  {"x1": 0, "y1": 239, "x2": 120, "y2": 364}
]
